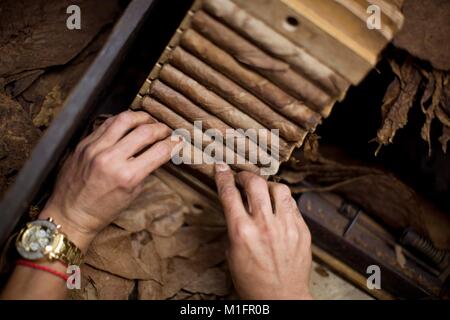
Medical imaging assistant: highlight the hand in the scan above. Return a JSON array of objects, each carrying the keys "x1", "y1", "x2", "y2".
[
  {"x1": 215, "y1": 164, "x2": 313, "y2": 300},
  {"x1": 40, "y1": 111, "x2": 181, "y2": 252}
]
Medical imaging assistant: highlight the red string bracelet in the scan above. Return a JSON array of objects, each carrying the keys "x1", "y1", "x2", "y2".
[{"x1": 16, "y1": 259, "x2": 69, "y2": 282}]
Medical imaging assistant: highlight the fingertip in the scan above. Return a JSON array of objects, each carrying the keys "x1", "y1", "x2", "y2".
[
  {"x1": 215, "y1": 163, "x2": 230, "y2": 174},
  {"x1": 214, "y1": 163, "x2": 232, "y2": 188}
]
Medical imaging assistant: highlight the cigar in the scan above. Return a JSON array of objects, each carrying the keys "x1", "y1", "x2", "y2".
[
  {"x1": 202, "y1": 0, "x2": 350, "y2": 99},
  {"x1": 141, "y1": 96, "x2": 262, "y2": 175},
  {"x1": 148, "y1": 80, "x2": 280, "y2": 168},
  {"x1": 159, "y1": 64, "x2": 264, "y2": 131},
  {"x1": 179, "y1": 29, "x2": 322, "y2": 126},
  {"x1": 158, "y1": 64, "x2": 295, "y2": 159},
  {"x1": 191, "y1": 11, "x2": 332, "y2": 112},
  {"x1": 169, "y1": 46, "x2": 311, "y2": 142}
]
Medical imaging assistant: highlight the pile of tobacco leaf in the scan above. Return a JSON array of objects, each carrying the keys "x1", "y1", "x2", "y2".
[
  {"x1": 69, "y1": 174, "x2": 234, "y2": 300},
  {"x1": 0, "y1": 0, "x2": 125, "y2": 195}
]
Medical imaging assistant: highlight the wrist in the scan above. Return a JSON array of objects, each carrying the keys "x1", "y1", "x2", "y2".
[{"x1": 38, "y1": 207, "x2": 96, "y2": 254}]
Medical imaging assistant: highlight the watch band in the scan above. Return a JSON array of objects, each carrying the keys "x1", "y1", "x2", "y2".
[{"x1": 48, "y1": 233, "x2": 84, "y2": 266}]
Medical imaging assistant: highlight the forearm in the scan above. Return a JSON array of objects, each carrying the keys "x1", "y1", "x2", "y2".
[{"x1": 1, "y1": 261, "x2": 68, "y2": 300}]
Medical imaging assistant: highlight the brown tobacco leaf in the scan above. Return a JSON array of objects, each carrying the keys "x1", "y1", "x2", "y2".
[
  {"x1": 138, "y1": 235, "x2": 228, "y2": 300},
  {"x1": 3, "y1": 69, "x2": 44, "y2": 97},
  {"x1": 18, "y1": 27, "x2": 112, "y2": 121},
  {"x1": 153, "y1": 226, "x2": 225, "y2": 259},
  {"x1": 420, "y1": 71, "x2": 444, "y2": 156},
  {"x1": 69, "y1": 264, "x2": 135, "y2": 300},
  {"x1": 188, "y1": 235, "x2": 228, "y2": 269},
  {"x1": 153, "y1": 169, "x2": 226, "y2": 228},
  {"x1": 137, "y1": 279, "x2": 164, "y2": 300},
  {"x1": 114, "y1": 175, "x2": 187, "y2": 237},
  {"x1": 376, "y1": 60, "x2": 421, "y2": 153},
  {"x1": 0, "y1": 93, "x2": 41, "y2": 196},
  {"x1": 169, "y1": 291, "x2": 204, "y2": 300},
  {"x1": 393, "y1": 0, "x2": 450, "y2": 71},
  {"x1": 0, "y1": 0, "x2": 122, "y2": 78},
  {"x1": 440, "y1": 126, "x2": 450, "y2": 153},
  {"x1": 138, "y1": 257, "x2": 202, "y2": 300},
  {"x1": 183, "y1": 268, "x2": 231, "y2": 296},
  {"x1": 32, "y1": 85, "x2": 64, "y2": 128},
  {"x1": 418, "y1": 70, "x2": 450, "y2": 154},
  {"x1": 85, "y1": 226, "x2": 162, "y2": 281}
]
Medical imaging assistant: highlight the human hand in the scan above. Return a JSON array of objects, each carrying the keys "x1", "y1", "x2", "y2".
[
  {"x1": 39, "y1": 111, "x2": 181, "y2": 252},
  {"x1": 215, "y1": 164, "x2": 313, "y2": 300}
]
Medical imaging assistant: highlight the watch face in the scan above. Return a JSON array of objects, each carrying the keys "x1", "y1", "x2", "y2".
[{"x1": 16, "y1": 220, "x2": 56, "y2": 260}]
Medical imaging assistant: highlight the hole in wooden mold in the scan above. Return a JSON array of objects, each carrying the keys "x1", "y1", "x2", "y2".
[{"x1": 283, "y1": 16, "x2": 300, "y2": 32}]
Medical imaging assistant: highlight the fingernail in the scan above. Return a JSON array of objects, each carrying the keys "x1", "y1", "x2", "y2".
[
  {"x1": 215, "y1": 163, "x2": 230, "y2": 173},
  {"x1": 172, "y1": 135, "x2": 184, "y2": 144}
]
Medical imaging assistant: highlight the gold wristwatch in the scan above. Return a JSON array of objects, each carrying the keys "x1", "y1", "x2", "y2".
[{"x1": 16, "y1": 218, "x2": 84, "y2": 266}]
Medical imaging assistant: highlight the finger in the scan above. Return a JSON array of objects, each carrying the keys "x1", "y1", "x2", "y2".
[
  {"x1": 214, "y1": 164, "x2": 248, "y2": 226},
  {"x1": 237, "y1": 171, "x2": 273, "y2": 221},
  {"x1": 112, "y1": 123, "x2": 172, "y2": 159},
  {"x1": 91, "y1": 111, "x2": 155, "y2": 154},
  {"x1": 269, "y1": 182, "x2": 309, "y2": 230},
  {"x1": 268, "y1": 182, "x2": 296, "y2": 218},
  {"x1": 75, "y1": 117, "x2": 114, "y2": 154},
  {"x1": 130, "y1": 135, "x2": 182, "y2": 180}
]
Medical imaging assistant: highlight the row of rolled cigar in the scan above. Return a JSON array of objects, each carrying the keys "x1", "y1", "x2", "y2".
[
  {"x1": 202, "y1": 0, "x2": 350, "y2": 99},
  {"x1": 138, "y1": 2, "x2": 346, "y2": 178},
  {"x1": 142, "y1": 96, "x2": 274, "y2": 178}
]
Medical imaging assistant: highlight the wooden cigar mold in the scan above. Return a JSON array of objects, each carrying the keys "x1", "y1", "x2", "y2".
[{"x1": 132, "y1": 0, "x2": 403, "y2": 179}]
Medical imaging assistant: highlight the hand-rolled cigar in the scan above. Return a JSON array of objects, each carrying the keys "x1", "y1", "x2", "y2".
[
  {"x1": 158, "y1": 64, "x2": 295, "y2": 158},
  {"x1": 179, "y1": 29, "x2": 322, "y2": 124},
  {"x1": 148, "y1": 80, "x2": 280, "y2": 168},
  {"x1": 169, "y1": 46, "x2": 311, "y2": 143},
  {"x1": 191, "y1": 11, "x2": 332, "y2": 111},
  {"x1": 141, "y1": 96, "x2": 263, "y2": 175},
  {"x1": 180, "y1": 156, "x2": 215, "y2": 180},
  {"x1": 203, "y1": 0, "x2": 350, "y2": 98},
  {"x1": 159, "y1": 64, "x2": 264, "y2": 131}
]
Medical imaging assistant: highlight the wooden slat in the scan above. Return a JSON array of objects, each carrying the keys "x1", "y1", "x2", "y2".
[
  {"x1": 282, "y1": 0, "x2": 387, "y2": 65},
  {"x1": 368, "y1": 0, "x2": 405, "y2": 28},
  {"x1": 334, "y1": 0, "x2": 397, "y2": 40},
  {"x1": 232, "y1": 0, "x2": 373, "y2": 85}
]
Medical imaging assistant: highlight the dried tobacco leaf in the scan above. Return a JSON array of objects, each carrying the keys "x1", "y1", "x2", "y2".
[
  {"x1": 187, "y1": 235, "x2": 228, "y2": 269},
  {"x1": 169, "y1": 291, "x2": 203, "y2": 300},
  {"x1": 3, "y1": 69, "x2": 44, "y2": 97},
  {"x1": 153, "y1": 226, "x2": 225, "y2": 259},
  {"x1": 183, "y1": 268, "x2": 231, "y2": 296},
  {"x1": 139, "y1": 257, "x2": 202, "y2": 300},
  {"x1": 376, "y1": 60, "x2": 421, "y2": 153},
  {"x1": 69, "y1": 264, "x2": 135, "y2": 300},
  {"x1": 32, "y1": 85, "x2": 64, "y2": 128},
  {"x1": 20, "y1": 29, "x2": 112, "y2": 120},
  {"x1": 153, "y1": 169, "x2": 226, "y2": 228},
  {"x1": 114, "y1": 175, "x2": 187, "y2": 237},
  {"x1": 420, "y1": 71, "x2": 444, "y2": 156},
  {"x1": 85, "y1": 225, "x2": 162, "y2": 281},
  {"x1": 0, "y1": 93, "x2": 41, "y2": 195},
  {"x1": 393, "y1": 0, "x2": 450, "y2": 71},
  {"x1": 137, "y1": 279, "x2": 164, "y2": 300},
  {"x1": 0, "y1": 0, "x2": 122, "y2": 78},
  {"x1": 439, "y1": 126, "x2": 450, "y2": 153}
]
